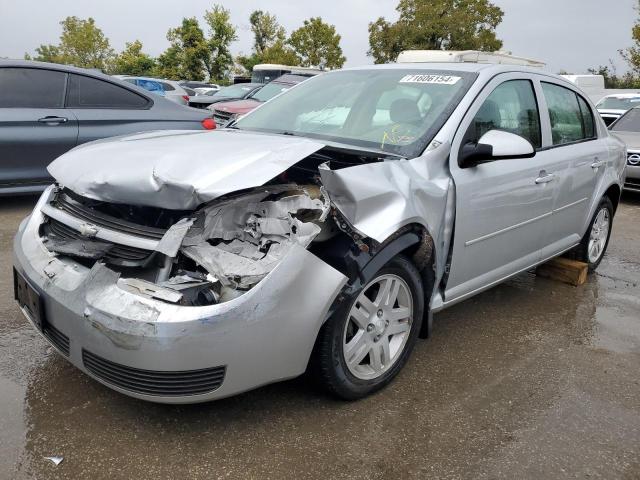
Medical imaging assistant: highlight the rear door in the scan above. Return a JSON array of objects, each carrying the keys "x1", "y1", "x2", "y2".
[
  {"x1": 65, "y1": 74, "x2": 160, "y2": 144},
  {"x1": 445, "y1": 74, "x2": 557, "y2": 303},
  {"x1": 537, "y1": 81, "x2": 606, "y2": 256},
  {"x1": 0, "y1": 67, "x2": 78, "y2": 189}
]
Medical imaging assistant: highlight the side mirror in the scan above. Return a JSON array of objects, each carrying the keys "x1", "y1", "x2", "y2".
[{"x1": 459, "y1": 130, "x2": 535, "y2": 168}]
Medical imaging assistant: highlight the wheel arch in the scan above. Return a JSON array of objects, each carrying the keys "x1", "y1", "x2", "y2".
[
  {"x1": 604, "y1": 183, "x2": 621, "y2": 214},
  {"x1": 312, "y1": 222, "x2": 437, "y2": 344}
]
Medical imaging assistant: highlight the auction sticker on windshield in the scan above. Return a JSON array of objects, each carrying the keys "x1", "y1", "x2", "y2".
[{"x1": 400, "y1": 74, "x2": 461, "y2": 85}]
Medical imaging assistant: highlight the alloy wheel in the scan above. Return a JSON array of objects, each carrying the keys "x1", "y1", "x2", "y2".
[
  {"x1": 588, "y1": 207, "x2": 610, "y2": 264},
  {"x1": 342, "y1": 274, "x2": 414, "y2": 380}
]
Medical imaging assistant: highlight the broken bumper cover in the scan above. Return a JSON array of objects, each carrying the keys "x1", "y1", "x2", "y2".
[{"x1": 13, "y1": 189, "x2": 347, "y2": 403}]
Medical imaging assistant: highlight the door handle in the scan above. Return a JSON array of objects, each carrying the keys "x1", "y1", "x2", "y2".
[
  {"x1": 591, "y1": 158, "x2": 606, "y2": 169},
  {"x1": 38, "y1": 116, "x2": 68, "y2": 124},
  {"x1": 535, "y1": 172, "x2": 556, "y2": 184}
]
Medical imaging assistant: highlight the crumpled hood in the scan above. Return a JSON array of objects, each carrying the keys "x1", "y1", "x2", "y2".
[{"x1": 48, "y1": 129, "x2": 325, "y2": 210}]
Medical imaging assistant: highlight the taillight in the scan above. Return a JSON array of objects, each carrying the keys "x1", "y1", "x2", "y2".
[
  {"x1": 182, "y1": 95, "x2": 189, "y2": 102},
  {"x1": 201, "y1": 118, "x2": 216, "y2": 130}
]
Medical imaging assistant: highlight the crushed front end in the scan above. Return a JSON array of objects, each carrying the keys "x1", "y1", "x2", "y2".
[{"x1": 13, "y1": 185, "x2": 347, "y2": 403}]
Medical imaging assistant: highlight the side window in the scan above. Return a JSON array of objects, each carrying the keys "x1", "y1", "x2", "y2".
[
  {"x1": 541, "y1": 82, "x2": 585, "y2": 145},
  {"x1": 0, "y1": 67, "x2": 66, "y2": 108},
  {"x1": 161, "y1": 82, "x2": 175, "y2": 92},
  {"x1": 465, "y1": 79, "x2": 541, "y2": 148},
  {"x1": 577, "y1": 95, "x2": 596, "y2": 139},
  {"x1": 66, "y1": 74, "x2": 149, "y2": 109}
]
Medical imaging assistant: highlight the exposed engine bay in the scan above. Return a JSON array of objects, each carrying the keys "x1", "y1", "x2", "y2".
[
  {"x1": 37, "y1": 145, "x2": 394, "y2": 307},
  {"x1": 40, "y1": 183, "x2": 339, "y2": 306}
]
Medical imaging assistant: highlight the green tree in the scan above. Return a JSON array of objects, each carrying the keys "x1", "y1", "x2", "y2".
[
  {"x1": 368, "y1": 0, "x2": 504, "y2": 64},
  {"x1": 237, "y1": 10, "x2": 299, "y2": 72},
  {"x1": 288, "y1": 17, "x2": 345, "y2": 69},
  {"x1": 261, "y1": 39, "x2": 300, "y2": 65},
  {"x1": 588, "y1": 64, "x2": 640, "y2": 89},
  {"x1": 110, "y1": 40, "x2": 156, "y2": 76},
  {"x1": 236, "y1": 52, "x2": 262, "y2": 73},
  {"x1": 25, "y1": 45, "x2": 64, "y2": 64},
  {"x1": 155, "y1": 45, "x2": 182, "y2": 79},
  {"x1": 27, "y1": 16, "x2": 114, "y2": 70},
  {"x1": 621, "y1": 1, "x2": 640, "y2": 74},
  {"x1": 249, "y1": 10, "x2": 286, "y2": 55},
  {"x1": 158, "y1": 17, "x2": 208, "y2": 80},
  {"x1": 203, "y1": 5, "x2": 237, "y2": 81}
]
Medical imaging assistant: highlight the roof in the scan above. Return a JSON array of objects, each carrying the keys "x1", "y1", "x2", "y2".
[
  {"x1": 0, "y1": 59, "x2": 112, "y2": 79},
  {"x1": 342, "y1": 62, "x2": 550, "y2": 75},
  {"x1": 396, "y1": 50, "x2": 546, "y2": 67},
  {"x1": 253, "y1": 64, "x2": 323, "y2": 72}
]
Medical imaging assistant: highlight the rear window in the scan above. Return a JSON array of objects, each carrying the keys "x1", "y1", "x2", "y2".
[
  {"x1": 67, "y1": 74, "x2": 149, "y2": 109},
  {"x1": 542, "y1": 83, "x2": 589, "y2": 145},
  {"x1": 0, "y1": 67, "x2": 66, "y2": 108},
  {"x1": 577, "y1": 95, "x2": 596, "y2": 139},
  {"x1": 161, "y1": 82, "x2": 175, "y2": 92}
]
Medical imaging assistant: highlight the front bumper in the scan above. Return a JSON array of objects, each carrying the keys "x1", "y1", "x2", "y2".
[
  {"x1": 13, "y1": 188, "x2": 347, "y2": 403},
  {"x1": 624, "y1": 164, "x2": 640, "y2": 192}
]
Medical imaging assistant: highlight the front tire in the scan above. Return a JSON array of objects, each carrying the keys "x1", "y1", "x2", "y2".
[
  {"x1": 313, "y1": 255, "x2": 424, "y2": 400},
  {"x1": 573, "y1": 196, "x2": 614, "y2": 271}
]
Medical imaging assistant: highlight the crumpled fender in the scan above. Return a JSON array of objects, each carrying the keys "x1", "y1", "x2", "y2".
[{"x1": 318, "y1": 142, "x2": 455, "y2": 297}]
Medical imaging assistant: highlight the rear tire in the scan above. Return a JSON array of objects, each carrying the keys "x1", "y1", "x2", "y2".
[
  {"x1": 572, "y1": 196, "x2": 613, "y2": 271},
  {"x1": 312, "y1": 255, "x2": 424, "y2": 400}
]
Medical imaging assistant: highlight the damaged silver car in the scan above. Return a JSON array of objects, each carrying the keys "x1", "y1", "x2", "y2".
[{"x1": 14, "y1": 64, "x2": 626, "y2": 403}]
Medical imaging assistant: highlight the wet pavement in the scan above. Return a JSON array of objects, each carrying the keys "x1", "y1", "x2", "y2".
[{"x1": 1, "y1": 193, "x2": 639, "y2": 480}]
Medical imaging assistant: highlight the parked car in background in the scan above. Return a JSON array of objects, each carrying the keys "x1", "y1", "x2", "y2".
[
  {"x1": 115, "y1": 76, "x2": 191, "y2": 105},
  {"x1": 596, "y1": 93, "x2": 640, "y2": 126},
  {"x1": 181, "y1": 86, "x2": 197, "y2": 99},
  {"x1": 609, "y1": 107, "x2": 640, "y2": 192},
  {"x1": 251, "y1": 63, "x2": 322, "y2": 83},
  {"x1": 193, "y1": 87, "x2": 219, "y2": 96},
  {"x1": 179, "y1": 81, "x2": 220, "y2": 92},
  {"x1": 13, "y1": 62, "x2": 625, "y2": 404},
  {"x1": 211, "y1": 74, "x2": 312, "y2": 127},
  {"x1": 188, "y1": 83, "x2": 262, "y2": 109},
  {"x1": 0, "y1": 60, "x2": 217, "y2": 194},
  {"x1": 116, "y1": 77, "x2": 165, "y2": 97}
]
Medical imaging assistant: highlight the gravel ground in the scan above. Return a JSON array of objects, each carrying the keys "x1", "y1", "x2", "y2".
[{"x1": 0, "y1": 192, "x2": 639, "y2": 480}]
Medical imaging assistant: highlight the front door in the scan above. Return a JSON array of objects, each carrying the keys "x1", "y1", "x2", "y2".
[
  {"x1": 445, "y1": 74, "x2": 557, "y2": 303},
  {"x1": 0, "y1": 67, "x2": 78, "y2": 189}
]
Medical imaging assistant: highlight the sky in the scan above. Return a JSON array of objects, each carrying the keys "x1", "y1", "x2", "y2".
[{"x1": 0, "y1": 0, "x2": 636, "y2": 74}]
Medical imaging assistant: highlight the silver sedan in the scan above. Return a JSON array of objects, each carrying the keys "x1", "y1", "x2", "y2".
[{"x1": 14, "y1": 63, "x2": 625, "y2": 403}]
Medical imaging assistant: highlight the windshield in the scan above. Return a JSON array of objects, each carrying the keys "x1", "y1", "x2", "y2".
[
  {"x1": 610, "y1": 108, "x2": 640, "y2": 132},
  {"x1": 235, "y1": 69, "x2": 477, "y2": 157},
  {"x1": 597, "y1": 96, "x2": 640, "y2": 110},
  {"x1": 249, "y1": 82, "x2": 291, "y2": 102},
  {"x1": 252, "y1": 69, "x2": 288, "y2": 83},
  {"x1": 212, "y1": 84, "x2": 255, "y2": 98}
]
